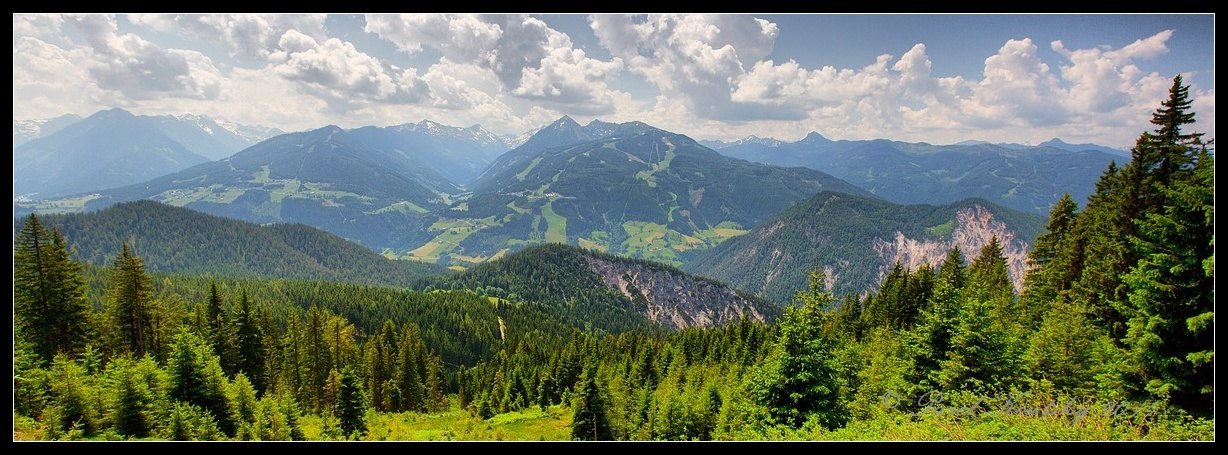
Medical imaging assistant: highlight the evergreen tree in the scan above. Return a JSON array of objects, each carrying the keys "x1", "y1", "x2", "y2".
[
  {"x1": 232, "y1": 290, "x2": 265, "y2": 392},
  {"x1": 14, "y1": 214, "x2": 92, "y2": 361},
  {"x1": 1023, "y1": 193, "x2": 1081, "y2": 324},
  {"x1": 1138, "y1": 74, "x2": 1204, "y2": 195},
  {"x1": 1123, "y1": 150, "x2": 1214, "y2": 414},
  {"x1": 167, "y1": 330, "x2": 236, "y2": 436},
  {"x1": 335, "y1": 367, "x2": 368, "y2": 438},
  {"x1": 105, "y1": 355, "x2": 160, "y2": 438},
  {"x1": 107, "y1": 244, "x2": 157, "y2": 358},
  {"x1": 205, "y1": 283, "x2": 236, "y2": 374},
  {"x1": 571, "y1": 364, "x2": 613, "y2": 440},
  {"x1": 937, "y1": 246, "x2": 967, "y2": 290},
  {"x1": 749, "y1": 267, "x2": 848, "y2": 429},
  {"x1": 363, "y1": 321, "x2": 397, "y2": 412},
  {"x1": 1024, "y1": 296, "x2": 1105, "y2": 395}
]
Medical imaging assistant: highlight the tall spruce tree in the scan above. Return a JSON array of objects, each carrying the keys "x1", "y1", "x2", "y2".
[
  {"x1": 1123, "y1": 148, "x2": 1213, "y2": 414},
  {"x1": 107, "y1": 244, "x2": 157, "y2": 358},
  {"x1": 1023, "y1": 194, "x2": 1080, "y2": 324},
  {"x1": 570, "y1": 364, "x2": 613, "y2": 440},
  {"x1": 336, "y1": 367, "x2": 368, "y2": 438},
  {"x1": 232, "y1": 290, "x2": 265, "y2": 392},
  {"x1": 14, "y1": 214, "x2": 92, "y2": 361},
  {"x1": 750, "y1": 267, "x2": 848, "y2": 429}
]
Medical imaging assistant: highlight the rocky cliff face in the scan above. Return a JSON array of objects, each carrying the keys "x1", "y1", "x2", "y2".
[
  {"x1": 872, "y1": 205, "x2": 1030, "y2": 292},
  {"x1": 583, "y1": 254, "x2": 770, "y2": 330}
]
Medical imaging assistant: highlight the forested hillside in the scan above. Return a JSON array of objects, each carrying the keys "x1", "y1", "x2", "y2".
[
  {"x1": 686, "y1": 192, "x2": 1044, "y2": 302},
  {"x1": 27, "y1": 200, "x2": 446, "y2": 288}
]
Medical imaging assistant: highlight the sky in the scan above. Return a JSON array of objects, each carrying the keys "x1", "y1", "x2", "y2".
[{"x1": 12, "y1": 14, "x2": 1215, "y2": 149}]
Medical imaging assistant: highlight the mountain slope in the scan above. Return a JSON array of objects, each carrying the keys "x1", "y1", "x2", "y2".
[
  {"x1": 13, "y1": 109, "x2": 211, "y2": 198},
  {"x1": 30, "y1": 200, "x2": 447, "y2": 287},
  {"x1": 150, "y1": 114, "x2": 284, "y2": 160},
  {"x1": 38, "y1": 125, "x2": 459, "y2": 251},
  {"x1": 399, "y1": 118, "x2": 875, "y2": 266},
  {"x1": 347, "y1": 120, "x2": 508, "y2": 186},
  {"x1": 423, "y1": 243, "x2": 776, "y2": 331},
  {"x1": 716, "y1": 133, "x2": 1123, "y2": 214},
  {"x1": 684, "y1": 191, "x2": 1045, "y2": 303},
  {"x1": 12, "y1": 114, "x2": 82, "y2": 148},
  {"x1": 13, "y1": 109, "x2": 285, "y2": 198}
]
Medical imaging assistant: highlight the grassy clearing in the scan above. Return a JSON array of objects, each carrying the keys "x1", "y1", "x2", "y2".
[
  {"x1": 367, "y1": 200, "x2": 430, "y2": 216},
  {"x1": 404, "y1": 217, "x2": 501, "y2": 262},
  {"x1": 516, "y1": 157, "x2": 543, "y2": 182},
  {"x1": 541, "y1": 201, "x2": 568, "y2": 243},
  {"x1": 16, "y1": 193, "x2": 103, "y2": 214},
  {"x1": 928, "y1": 220, "x2": 956, "y2": 237},
  {"x1": 298, "y1": 404, "x2": 573, "y2": 441},
  {"x1": 634, "y1": 139, "x2": 676, "y2": 188}
]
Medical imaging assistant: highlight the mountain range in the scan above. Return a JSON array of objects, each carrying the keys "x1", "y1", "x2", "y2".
[
  {"x1": 12, "y1": 114, "x2": 82, "y2": 148},
  {"x1": 709, "y1": 132, "x2": 1125, "y2": 214},
  {"x1": 12, "y1": 108, "x2": 283, "y2": 199},
  {"x1": 16, "y1": 111, "x2": 1090, "y2": 302},
  {"x1": 407, "y1": 116, "x2": 874, "y2": 267}
]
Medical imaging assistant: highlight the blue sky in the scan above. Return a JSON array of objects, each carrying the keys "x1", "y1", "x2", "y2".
[{"x1": 13, "y1": 14, "x2": 1214, "y2": 148}]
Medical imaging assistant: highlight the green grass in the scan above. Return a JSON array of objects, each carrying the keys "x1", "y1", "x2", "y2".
[
  {"x1": 620, "y1": 221, "x2": 681, "y2": 265},
  {"x1": 367, "y1": 200, "x2": 430, "y2": 216},
  {"x1": 516, "y1": 157, "x2": 543, "y2": 182},
  {"x1": 634, "y1": 139, "x2": 676, "y2": 188},
  {"x1": 16, "y1": 193, "x2": 103, "y2": 214},
  {"x1": 927, "y1": 220, "x2": 956, "y2": 237},
  {"x1": 299, "y1": 404, "x2": 574, "y2": 441},
  {"x1": 506, "y1": 200, "x2": 531, "y2": 215},
  {"x1": 541, "y1": 201, "x2": 568, "y2": 243},
  {"x1": 405, "y1": 217, "x2": 502, "y2": 262}
]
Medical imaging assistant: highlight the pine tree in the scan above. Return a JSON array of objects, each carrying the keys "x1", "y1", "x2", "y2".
[
  {"x1": 107, "y1": 244, "x2": 157, "y2": 358},
  {"x1": 937, "y1": 246, "x2": 967, "y2": 290},
  {"x1": 1123, "y1": 149, "x2": 1214, "y2": 414},
  {"x1": 335, "y1": 367, "x2": 367, "y2": 438},
  {"x1": 14, "y1": 214, "x2": 92, "y2": 361},
  {"x1": 935, "y1": 295, "x2": 1020, "y2": 394},
  {"x1": 232, "y1": 291, "x2": 265, "y2": 392},
  {"x1": 1138, "y1": 74, "x2": 1204, "y2": 194},
  {"x1": 363, "y1": 320, "x2": 398, "y2": 411},
  {"x1": 749, "y1": 267, "x2": 848, "y2": 429},
  {"x1": 1024, "y1": 296, "x2": 1105, "y2": 395},
  {"x1": 106, "y1": 355, "x2": 159, "y2": 438},
  {"x1": 205, "y1": 283, "x2": 235, "y2": 374},
  {"x1": 395, "y1": 323, "x2": 427, "y2": 412},
  {"x1": 570, "y1": 364, "x2": 613, "y2": 440},
  {"x1": 167, "y1": 330, "x2": 236, "y2": 436},
  {"x1": 1023, "y1": 193, "x2": 1081, "y2": 324},
  {"x1": 909, "y1": 273, "x2": 964, "y2": 393}
]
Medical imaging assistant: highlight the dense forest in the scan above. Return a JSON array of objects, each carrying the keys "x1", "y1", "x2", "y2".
[
  {"x1": 25, "y1": 200, "x2": 446, "y2": 288},
  {"x1": 11, "y1": 77, "x2": 1213, "y2": 440}
]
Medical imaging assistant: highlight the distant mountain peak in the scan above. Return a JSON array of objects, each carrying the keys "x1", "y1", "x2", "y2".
[
  {"x1": 549, "y1": 115, "x2": 580, "y2": 128},
  {"x1": 801, "y1": 131, "x2": 830, "y2": 143},
  {"x1": 92, "y1": 107, "x2": 137, "y2": 120}
]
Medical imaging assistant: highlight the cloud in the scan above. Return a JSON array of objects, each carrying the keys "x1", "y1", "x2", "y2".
[
  {"x1": 12, "y1": 13, "x2": 64, "y2": 40},
  {"x1": 12, "y1": 36, "x2": 100, "y2": 118},
  {"x1": 269, "y1": 30, "x2": 430, "y2": 112},
  {"x1": 10, "y1": 14, "x2": 1214, "y2": 148},
  {"x1": 364, "y1": 14, "x2": 625, "y2": 114},
  {"x1": 129, "y1": 14, "x2": 328, "y2": 60},
  {"x1": 62, "y1": 14, "x2": 223, "y2": 101},
  {"x1": 590, "y1": 14, "x2": 781, "y2": 121}
]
